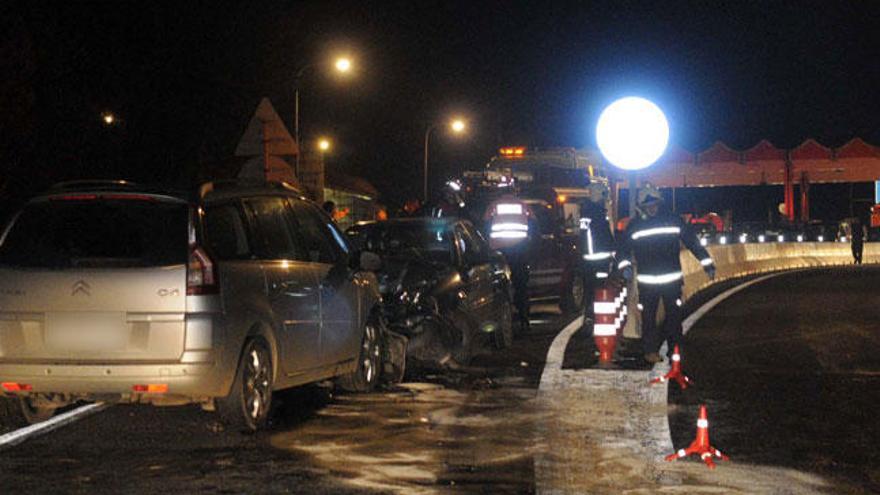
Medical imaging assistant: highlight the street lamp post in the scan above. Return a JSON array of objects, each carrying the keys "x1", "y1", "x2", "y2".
[
  {"x1": 423, "y1": 118, "x2": 466, "y2": 203},
  {"x1": 293, "y1": 56, "x2": 352, "y2": 175}
]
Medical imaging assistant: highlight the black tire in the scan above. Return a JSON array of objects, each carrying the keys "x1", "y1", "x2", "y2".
[
  {"x1": 0, "y1": 396, "x2": 55, "y2": 428},
  {"x1": 337, "y1": 317, "x2": 382, "y2": 393},
  {"x1": 217, "y1": 337, "x2": 273, "y2": 433},
  {"x1": 445, "y1": 311, "x2": 474, "y2": 367},
  {"x1": 493, "y1": 297, "x2": 514, "y2": 350},
  {"x1": 560, "y1": 269, "x2": 585, "y2": 314}
]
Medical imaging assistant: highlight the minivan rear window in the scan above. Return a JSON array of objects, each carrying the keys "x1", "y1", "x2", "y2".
[{"x1": 0, "y1": 198, "x2": 189, "y2": 269}]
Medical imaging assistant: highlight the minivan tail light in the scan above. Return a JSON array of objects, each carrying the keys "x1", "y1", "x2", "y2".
[
  {"x1": 187, "y1": 246, "x2": 218, "y2": 295},
  {"x1": 132, "y1": 384, "x2": 168, "y2": 393},
  {"x1": 2, "y1": 382, "x2": 32, "y2": 392}
]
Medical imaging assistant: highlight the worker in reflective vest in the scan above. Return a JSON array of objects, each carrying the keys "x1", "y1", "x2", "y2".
[
  {"x1": 486, "y1": 196, "x2": 532, "y2": 330},
  {"x1": 616, "y1": 185, "x2": 715, "y2": 364},
  {"x1": 579, "y1": 183, "x2": 615, "y2": 319}
]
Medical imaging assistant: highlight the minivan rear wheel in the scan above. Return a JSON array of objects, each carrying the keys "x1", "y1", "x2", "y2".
[
  {"x1": 217, "y1": 338, "x2": 273, "y2": 433},
  {"x1": 337, "y1": 317, "x2": 382, "y2": 393}
]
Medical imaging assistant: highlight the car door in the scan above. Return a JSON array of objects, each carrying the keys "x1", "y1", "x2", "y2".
[
  {"x1": 524, "y1": 200, "x2": 565, "y2": 300},
  {"x1": 287, "y1": 198, "x2": 360, "y2": 367},
  {"x1": 454, "y1": 222, "x2": 495, "y2": 326},
  {"x1": 464, "y1": 221, "x2": 509, "y2": 322},
  {"x1": 243, "y1": 196, "x2": 322, "y2": 376}
]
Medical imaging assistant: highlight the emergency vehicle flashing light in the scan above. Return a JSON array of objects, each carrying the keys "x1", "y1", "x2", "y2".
[{"x1": 499, "y1": 146, "x2": 526, "y2": 157}]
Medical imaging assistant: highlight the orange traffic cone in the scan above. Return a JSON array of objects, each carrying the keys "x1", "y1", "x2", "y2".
[
  {"x1": 665, "y1": 404, "x2": 729, "y2": 469},
  {"x1": 593, "y1": 286, "x2": 619, "y2": 367},
  {"x1": 650, "y1": 345, "x2": 691, "y2": 389}
]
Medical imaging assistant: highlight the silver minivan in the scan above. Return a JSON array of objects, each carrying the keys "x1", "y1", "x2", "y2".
[{"x1": 0, "y1": 181, "x2": 393, "y2": 431}]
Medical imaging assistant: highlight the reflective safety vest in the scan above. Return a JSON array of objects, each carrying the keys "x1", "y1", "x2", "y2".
[
  {"x1": 617, "y1": 212, "x2": 713, "y2": 285},
  {"x1": 486, "y1": 198, "x2": 530, "y2": 250},
  {"x1": 580, "y1": 203, "x2": 615, "y2": 279}
]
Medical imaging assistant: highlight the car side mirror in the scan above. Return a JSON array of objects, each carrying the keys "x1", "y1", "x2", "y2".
[{"x1": 359, "y1": 251, "x2": 382, "y2": 272}]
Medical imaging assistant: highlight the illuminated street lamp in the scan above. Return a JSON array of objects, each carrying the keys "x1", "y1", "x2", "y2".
[
  {"x1": 294, "y1": 55, "x2": 355, "y2": 172},
  {"x1": 318, "y1": 138, "x2": 331, "y2": 152},
  {"x1": 424, "y1": 118, "x2": 468, "y2": 203},
  {"x1": 334, "y1": 57, "x2": 352, "y2": 73},
  {"x1": 101, "y1": 112, "x2": 116, "y2": 125}
]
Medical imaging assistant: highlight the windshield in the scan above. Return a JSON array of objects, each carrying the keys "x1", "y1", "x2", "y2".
[
  {"x1": 351, "y1": 222, "x2": 453, "y2": 264},
  {"x1": 0, "y1": 198, "x2": 189, "y2": 269}
]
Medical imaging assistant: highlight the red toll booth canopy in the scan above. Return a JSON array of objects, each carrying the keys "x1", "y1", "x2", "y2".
[{"x1": 631, "y1": 137, "x2": 880, "y2": 221}]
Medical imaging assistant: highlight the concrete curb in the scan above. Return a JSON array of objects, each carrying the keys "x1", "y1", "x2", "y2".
[{"x1": 534, "y1": 270, "x2": 831, "y2": 492}]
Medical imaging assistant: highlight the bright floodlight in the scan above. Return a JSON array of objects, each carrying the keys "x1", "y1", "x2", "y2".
[
  {"x1": 596, "y1": 97, "x2": 669, "y2": 171},
  {"x1": 450, "y1": 119, "x2": 466, "y2": 133},
  {"x1": 335, "y1": 57, "x2": 352, "y2": 73},
  {"x1": 318, "y1": 138, "x2": 331, "y2": 151}
]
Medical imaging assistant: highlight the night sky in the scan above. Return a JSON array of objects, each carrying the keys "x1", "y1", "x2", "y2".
[{"x1": 1, "y1": 1, "x2": 878, "y2": 219}]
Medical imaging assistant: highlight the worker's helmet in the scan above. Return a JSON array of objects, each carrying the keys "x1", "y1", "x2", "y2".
[{"x1": 637, "y1": 184, "x2": 663, "y2": 206}]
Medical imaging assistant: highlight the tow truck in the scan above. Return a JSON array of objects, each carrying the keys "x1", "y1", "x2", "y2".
[{"x1": 459, "y1": 146, "x2": 612, "y2": 314}]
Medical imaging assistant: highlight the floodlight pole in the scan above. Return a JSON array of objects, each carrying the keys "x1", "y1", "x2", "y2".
[{"x1": 628, "y1": 172, "x2": 638, "y2": 220}]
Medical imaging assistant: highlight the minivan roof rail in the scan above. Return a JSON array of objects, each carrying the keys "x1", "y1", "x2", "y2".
[
  {"x1": 197, "y1": 180, "x2": 304, "y2": 199},
  {"x1": 49, "y1": 180, "x2": 140, "y2": 191}
]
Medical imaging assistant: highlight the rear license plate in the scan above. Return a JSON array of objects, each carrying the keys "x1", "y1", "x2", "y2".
[{"x1": 46, "y1": 312, "x2": 128, "y2": 351}]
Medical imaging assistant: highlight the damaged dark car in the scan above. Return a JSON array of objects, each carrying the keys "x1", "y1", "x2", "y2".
[{"x1": 346, "y1": 217, "x2": 514, "y2": 368}]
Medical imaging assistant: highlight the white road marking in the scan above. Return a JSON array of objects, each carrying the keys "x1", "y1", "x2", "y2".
[
  {"x1": 0, "y1": 402, "x2": 107, "y2": 450},
  {"x1": 538, "y1": 315, "x2": 583, "y2": 390},
  {"x1": 534, "y1": 271, "x2": 797, "y2": 491}
]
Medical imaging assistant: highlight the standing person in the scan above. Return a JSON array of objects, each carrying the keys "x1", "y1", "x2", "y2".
[
  {"x1": 485, "y1": 196, "x2": 532, "y2": 331},
  {"x1": 851, "y1": 217, "x2": 867, "y2": 264},
  {"x1": 579, "y1": 183, "x2": 615, "y2": 320},
  {"x1": 616, "y1": 185, "x2": 715, "y2": 364},
  {"x1": 322, "y1": 200, "x2": 337, "y2": 218}
]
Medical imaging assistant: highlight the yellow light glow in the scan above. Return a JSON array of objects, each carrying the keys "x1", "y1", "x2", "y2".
[
  {"x1": 335, "y1": 57, "x2": 352, "y2": 73},
  {"x1": 450, "y1": 119, "x2": 466, "y2": 133},
  {"x1": 318, "y1": 138, "x2": 331, "y2": 151},
  {"x1": 102, "y1": 113, "x2": 115, "y2": 125}
]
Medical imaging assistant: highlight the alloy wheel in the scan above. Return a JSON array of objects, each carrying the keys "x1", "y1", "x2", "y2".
[
  {"x1": 362, "y1": 323, "x2": 380, "y2": 384},
  {"x1": 243, "y1": 345, "x2": 271, "y2": 421}
]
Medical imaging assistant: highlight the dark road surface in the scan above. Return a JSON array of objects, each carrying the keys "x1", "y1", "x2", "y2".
[
  {"x1": 4, "y1": 268, "x2": 880, "y2": 493},
  {"x1": 671, "y1": 267, "x2": 880, "y2": 494},
  {"x1": 0, "y1": 309, "x2": 566, "y2": 494}
]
